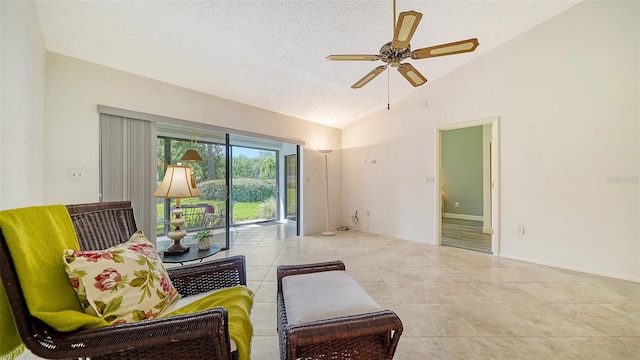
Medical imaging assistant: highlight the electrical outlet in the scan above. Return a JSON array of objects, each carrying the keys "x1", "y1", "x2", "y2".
[
  {"x1": 454, "y1": 202, "x2": 459, "y2": 208},
  {"x1": 424, "y1": 176, "x2": 435, "y2": 184},
  {"x1": 366, "y1": 210, "x2": 370, "y2": 216},
  {"x1": 516, "y1": 225, "x2": 525, "y2": 235},
  {"x1": 68, "y1": 169, "x2": 86, "y2": 181}
]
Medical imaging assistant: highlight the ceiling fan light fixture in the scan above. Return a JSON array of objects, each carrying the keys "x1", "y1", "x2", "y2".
[{"x1": 326, "y1": 3, "x2": 477, "y2": 90}]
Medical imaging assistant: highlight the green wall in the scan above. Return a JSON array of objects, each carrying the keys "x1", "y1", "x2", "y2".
[{"x1": 441, "y1": 126, "x2": 483, "y2": 217}]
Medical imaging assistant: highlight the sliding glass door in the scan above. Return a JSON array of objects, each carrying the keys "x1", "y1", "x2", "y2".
[
  {"x1": 229, "y1": 145, "x2": 278, "y2": 225},
  {"x1": 156, "y1": 130, "x2": 230, "y2": 250},
  {"x1": 156, "y1": 128, "x2": 301, "y2": 250}
]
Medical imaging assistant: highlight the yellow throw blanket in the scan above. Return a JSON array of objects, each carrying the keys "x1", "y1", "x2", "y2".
[
  {"x1": 1, "y1": 205, "x2": 255, "y2": 360},
  {"x1": 163, "y1": 286, "x2": 254, "y2": 360},
  {"x1": 0, "y1": 205, "x2": 109, "y2": 360},
  {"x1": 0, "y1": 282, "x2": 23, "y2": 360}
]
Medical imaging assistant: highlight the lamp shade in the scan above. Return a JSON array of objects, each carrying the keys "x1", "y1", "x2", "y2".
[
  {"x1": 154, "y1": 165, "x2": 202, "y2": 199},
  {"x1": 179, "y1": 149, "x2": 204, "y2": 163},
  {"x1": 179, "y1": 129, "x2": 204, "y2": 163}
]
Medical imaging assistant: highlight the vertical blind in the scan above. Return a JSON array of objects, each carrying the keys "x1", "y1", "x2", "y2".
[{"x1": 99, "y1": 114, "x2": 157, "y2": 243}]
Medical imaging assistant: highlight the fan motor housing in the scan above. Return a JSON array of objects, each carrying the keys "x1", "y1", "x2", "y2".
[{"x1": 380, "y1": 42, "x2": 411, "y2": 67}]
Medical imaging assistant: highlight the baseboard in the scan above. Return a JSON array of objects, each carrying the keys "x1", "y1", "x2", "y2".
[
  {"x1": 499, "y1": 253, "x2": 640, "y2": 283},
  {"x1": 442, "y1": 213, "x2": 483, "y2": 222}
]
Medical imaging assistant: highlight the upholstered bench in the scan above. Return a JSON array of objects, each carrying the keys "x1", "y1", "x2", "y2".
[{"x1": 277, "y1": 261, "x2": 403, "y2": 360}]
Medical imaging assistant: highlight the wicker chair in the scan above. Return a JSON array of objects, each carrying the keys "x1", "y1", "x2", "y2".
[
  {"x1": 0, "y1": 201, "x2": 247, "y2": 360},
  {"x1": 277, "y1": 261, "x2": 403, "y2": 360}
]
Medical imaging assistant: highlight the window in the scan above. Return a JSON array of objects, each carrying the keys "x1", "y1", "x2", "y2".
[
  {"x1": 156, "y1": 124, "x2": 300, "y2": 248},
  {"x1": 156, "y1": 135, "x2": 227, "y2": 238}
]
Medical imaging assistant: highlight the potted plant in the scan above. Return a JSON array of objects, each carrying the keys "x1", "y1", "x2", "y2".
[{"x1": 194, "y1": 230, "x2": 213, "y2": 251}]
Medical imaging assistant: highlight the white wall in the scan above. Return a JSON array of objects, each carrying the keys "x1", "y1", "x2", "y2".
[
  {"x1": 43, "y1": 53, "x2": 342, "y2": 234},
  {"x1": 3, "y1": 1, "x2": 636, "y2": 279},
  {"x1": 342, "y1": 1, "x2": 639, "y2": 281},
  {"x1": 0, "y1": 1, "x2": 46, "y2": 209},
  {"x1": 0, "y1": 2, "x2": 343, "y2": 234}
]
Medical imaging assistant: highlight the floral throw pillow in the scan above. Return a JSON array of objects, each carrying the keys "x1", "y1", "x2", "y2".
[{"x1": 63, "y1": 231, "x2": 181, "y2": 325}]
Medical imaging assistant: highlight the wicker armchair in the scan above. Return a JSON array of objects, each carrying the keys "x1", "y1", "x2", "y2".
[{"x1": 0, "y1": 201, "x2": 247, "y2": 360}]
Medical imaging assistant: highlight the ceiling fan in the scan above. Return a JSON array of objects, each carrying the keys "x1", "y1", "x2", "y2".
[{"x1": 327, "y1": 0, "x2": 479, "y2": 89}]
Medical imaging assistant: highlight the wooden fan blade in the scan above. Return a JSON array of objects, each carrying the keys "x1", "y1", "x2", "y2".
[
  {"x1": 397, "y1": 63, "x2": 427, "y2": 87},
  {"x1": 326, "y1": 55, "x2": 380, "y2": 61},
  {"x1": 392, "y1": 11, "x2": 423, "y2": 49},
  {"x1": 411, "y1": 38, "x2": 479, "y2": 59},
  {"x1": 352, "y1": 65, "x2": 387, "y2": 89}
]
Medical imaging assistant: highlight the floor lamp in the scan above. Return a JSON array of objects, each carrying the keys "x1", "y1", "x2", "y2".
[{"x1": 319, "y1": 149, "x2": 335, "y2": 236}]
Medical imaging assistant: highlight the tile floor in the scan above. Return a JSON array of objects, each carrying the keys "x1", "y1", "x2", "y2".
[
  {"x1": 224, "y1": 222, "x2": 639, "y2": 360},
  {"x1": 18, "y1": 222, "x2": 640, "y2": 359}
]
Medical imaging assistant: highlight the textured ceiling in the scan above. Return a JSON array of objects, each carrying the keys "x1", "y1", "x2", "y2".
[{"x1": 34, "y1": 0, "x2": 581, "y2": 129}]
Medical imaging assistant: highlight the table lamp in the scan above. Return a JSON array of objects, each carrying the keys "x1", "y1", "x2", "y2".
[{"x1": 154, "y1": 165, "x2": 202, "y2": 255}]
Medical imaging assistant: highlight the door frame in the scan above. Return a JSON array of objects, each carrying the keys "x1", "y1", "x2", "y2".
[
  {"x1": 436, "y1": 117, "x2": 500, "y2": 255},
  {"x1": 284, "y1": 153, "x2": 298, "y2": 221}
]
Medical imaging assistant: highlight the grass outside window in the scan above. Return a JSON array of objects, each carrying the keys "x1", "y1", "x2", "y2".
[{"x1": 156, "y1": 200, "x2": 261, "y2": 233}]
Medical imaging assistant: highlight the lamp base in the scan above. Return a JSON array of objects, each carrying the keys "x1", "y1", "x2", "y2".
[
  {"x1": 163, "y1": 242, "x2": 190, "y2": 256},
  {"x1": 321, "y1": 231, "x2": 335, "y2": 236},
  {"x1": 164, "y1": 208, "x2": 189, "y2": 256}
]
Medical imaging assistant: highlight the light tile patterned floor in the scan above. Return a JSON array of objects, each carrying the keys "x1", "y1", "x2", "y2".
[
  {"x1": 17, "y1": 222, "x2": 640, "y2": 359},
  {"x1": 227, "y1": 222, "x2": 639, "y2": 360}
]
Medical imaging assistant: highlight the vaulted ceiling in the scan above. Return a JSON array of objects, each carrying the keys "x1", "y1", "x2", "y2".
[{"x1": 34, "y1": 0, "x2": 581, "y2": 128}]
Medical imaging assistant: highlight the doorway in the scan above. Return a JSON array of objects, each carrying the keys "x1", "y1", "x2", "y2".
[
  {"x1": 437, "y1": 118, "x2": 499, "y2": 255},
  {"x1": 227, "y1": 134, "x2": 299, "y2": 234},
  {"x1": 229, "y1": 145, "x2": 278, "y2": 224}
]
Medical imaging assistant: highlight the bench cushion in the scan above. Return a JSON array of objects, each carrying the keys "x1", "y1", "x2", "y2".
[{"x1": 282, "y1": 270, "x2": 381, "y2": 325}]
